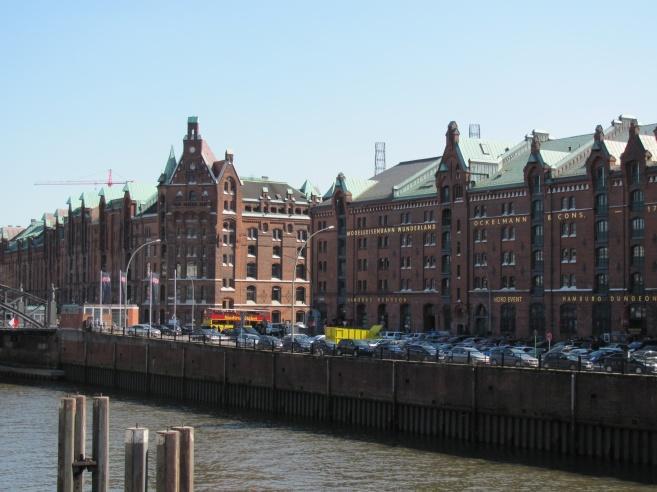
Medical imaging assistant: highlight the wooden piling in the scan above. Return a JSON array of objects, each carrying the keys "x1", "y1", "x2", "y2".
[
  {"x1": 92, "y1": 396, "x2": 109, "y2": 492},
  {"x1": 73, "y1": 395, "x2": 86, "y2": 492},
  {"x1": 156, "y1": 430, "x2": 180, "y2": 492},
  {"x1": 172, "y1": 426, "x2": 194, "y2": 492},
  {"x1": 58, "y1": 397, "x2": 76, "y2": 492},
  {"x1": 124, "y1": 427, "x2": 149, "y2": 492}
]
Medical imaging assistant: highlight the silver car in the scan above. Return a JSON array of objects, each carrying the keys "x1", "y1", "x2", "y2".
[
  {"x1": 127, "y1": 324, "x2": 161, "y2": 337},
  {"x1": 447, "y1": 346, "x2": 488, "y2": 365}
]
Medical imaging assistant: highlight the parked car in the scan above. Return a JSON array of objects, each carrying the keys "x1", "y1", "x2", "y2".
[
  {"x1": 447, "y1": 347, "x2": 488, "y2": 365},
  {"x1": 312, "y1": 337, "x2": 337, "y2": 355},
  {"x1": 489, "y1": 347, "x2": 538, "y2": 367},
  {"x1": 542, "y1": 351, "x2": 593, "y2": 370},
  {"x1": 282, "y1": 334, "x2": 313, "y2": 352},
  {"x1": 181, "y1": 324, "x2": 196, "y2": 335},
  {"x1": 599, "y1": 352, "x2": 657, "y2": 374},
  {"x1": 235, "y1": 333, "x2": 261, "y2": 348},
  {"x1": 379, "y1": 331, "x2": 404, "y2": 340},
  {"x1": 190, "y1": 327, "x2": 222, "y2": 342},
  {"x1": 405, "y1": 343, "x2": 438, "y2": 361},
  {"x1": 159, "y1": 324, "x2": 182, "y2": 336},
  {"x1": 266, "y1": 323, "x2": 287, "y2": 337},
  {"x1": 127, "y1": 324, "x2": 161, "y2": 337},
  {"x1": 257, "y1": 335, "x2": 283, "y2": 350},
  {"x1": 376, "y1": 340, "x2": 407, "y2": 359},
  {"x1": 336, "y1": 339, "x2": 375, "y2": 357}
]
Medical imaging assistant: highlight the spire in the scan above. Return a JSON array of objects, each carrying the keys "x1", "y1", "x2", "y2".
[
  {"x1": 446, "y1": 121, "x2": 460, "y2": 147},
  {"x1": 594, "y1": 125, "x2": 604, "y2": 142},
  {"x1": 530, "y1": 133, "x2": 541, "y2": 154},
  {"x1": 160, "y1": 145, "x2": 177, "y2": 184}
]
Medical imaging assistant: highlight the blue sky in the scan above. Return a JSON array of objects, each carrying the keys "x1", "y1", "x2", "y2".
[{"x1": 1, "y1": 1, "x2": 655, "y2": 225}]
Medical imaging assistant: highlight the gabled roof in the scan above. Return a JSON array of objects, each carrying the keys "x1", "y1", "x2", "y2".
[
  {"x1": 159, "y1": 146, "x2": 177, "y2": 184},
  {"x1": 124, "y1": 183, "x2": 157, "y2": 204},
  {"x1": 298, "y1": 179, "x2": 321, "y2": 199},
  {"x1": 356, "y1": 157, "x2": 438, "y2": 202}
]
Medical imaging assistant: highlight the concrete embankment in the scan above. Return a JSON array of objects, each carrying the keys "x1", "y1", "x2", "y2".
[{"x1": 3, "y1": 328, "x2": 657, "y2": 464}]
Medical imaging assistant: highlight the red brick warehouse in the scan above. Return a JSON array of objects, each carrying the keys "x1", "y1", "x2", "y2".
[{"x1": 311, "y1": 115, "x2": 657, "y2": 339}]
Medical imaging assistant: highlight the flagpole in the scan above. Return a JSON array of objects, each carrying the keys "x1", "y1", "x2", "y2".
[
  {"x1": 149, "y1": 271, "x2": 153, "y2": 329},
  {"x1": 99, "y1": 270, "x2": 103, "y2": 331},
  {"x1": 119, "y1": 269, "x2": 123, "y2": 332},
  {"x1": 173, "y1": 269, "x2": 177, "y2": 325}
]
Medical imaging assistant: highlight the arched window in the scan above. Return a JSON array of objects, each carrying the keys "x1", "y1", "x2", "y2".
[
  {"x1": 246, "y1": 262, "x2": 257, "y2": 279},
  {"x1": 224, "y1": 177, "x2": 235, "y2": 193},
  {"x1": 246, "y1": 286, "x2": 256, "y2": 302},
  {"x1": 440, "y1": 185, "x2": 450, "y2": 203},
  {"x1": 631, "y1": 217, "x2": 645, "y2": 238},
  {"x1": 530, "y1": 303, "x2": 545, "y2": 335},
  {"x1": 271, "y1": 263, "x2": 281, "y2": 279},
  {"x1": 295, "y1": 287, "x2": 306, "y2": 303},
  {"x1": 271, "y1": 286, "x2": 281, "y2": 302},
  {"x1": 560, "y1": 304, "x2": 577, "y2": 336},
  {"x1": 631, "y1": 272, "x2": 644, "y2": 293},
  {"x1": 272, "y1": 245, "x2": 282, "y2": 257},
  {"x1": 500, "y1": 304, "x2": 516, "y2": 335},
  {"x1": 595, "y1": 194, "x2": 608, "y2": 214},
  {"x1": 629, "y1": 304, "x2": 646, "y2": 334},
  {"x1": 295, "y1": 264, "x2": 306, "y2": 279},
  {"x1": 400, "y1": 303, "x2": 411, "y2": 331},
  {"x1": 271, "y1": 310, "x2": 281, "y2": 323},
  {"x1": 295, "y1": 311, "x2": 305, "y2": 324},
  {"x1": 188, "y1": 190, "x2": 197, "y2": 202},
  {"x1": 474, "y1": 304, "x2": 488, "y2": 335}
]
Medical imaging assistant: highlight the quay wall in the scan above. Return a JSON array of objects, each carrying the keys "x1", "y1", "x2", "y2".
[{"x1": 6, "y1": 328, "x2": 657, "y2": 465}]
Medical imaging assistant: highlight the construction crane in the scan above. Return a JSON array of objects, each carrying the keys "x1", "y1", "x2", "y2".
[{"x1": 34, "y1": 169, "x2": 133, "y2": 187}]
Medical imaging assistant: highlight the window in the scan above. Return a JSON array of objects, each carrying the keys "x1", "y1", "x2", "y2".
[
  {"x1": 595, "y1": 194, "x2": 608, "y2": 214},
  {"x1": 631, "y1": 190, "x2": 645, "y2": 211},
  {"x1": 502, "y1": 251, "x2": 516, "y2": 266},
  {"x1": 295, "y1": 264, "x2": 306, "y2": 279},
  {"x1": 187, "y1": 262, "x2": 197, "y2": 278},
  {"x1": 595, "y1": 220, "x2": 608, "y2": 241},
  {"x1": 530, "y1": 303, "x2": 545, "y2": 335},
  {"x1": 273, "y1": 228, "x2": 283, "y2": 241},
  {"x1": 271, "y1": 286, "x2": 281, "y2": 302},
  {"x1": 441, "y1": 231, "x2": 450, "y2": 248},
  {"x1": 272, "y1": 245, "x2": 282, "y2": 257},
  {"x1": 631, "y1": 217, "x2": 645, "y2": 238},
  {"x1": 561, "y1": 222, "x2": 576, "y2": 237},
  {"x1": 532, "y1": 225, "x2": 544, "y2": 244},
  {"x1": 377, "y1": 257, "x2": 390, "y2": 270},
  {"x1": 400, "y1": 278, "x2": 410, "y2": 291},
  {"x1": 424, "y1": 232, "x2": 436, "y2": 246},
  {"x1": 377, "y1": 235, "x2": 389, "y2": 248},
  {"x1": 400, "y1": 256, "x2": 411, "y2": 269},
  {"x1": 595, "y1": 274, "x2": 609, "y2": 293},
  {"x1": 247, "y1": 244, "x2": 256, "y2": 256},
  {"x1": 474, "y1": 253, "x2": 488, "y2": 267},
  {"x1": 271, "y1": 263, "x2": 281, "y2": 279},
  {"x1": 246, "y1": 286, "x2": 256, "y2": 302},
  {"x1": 531, "y1": 199, "x2": 543, "y2": 220},
  {"x1": 378, "y1": 215, "x2": 388, "y2": 226},
  {"x1": 631, "y1": 272, "x2": 644, "y2": 293},
  {"x1": 560, "y1": 274, "x2": 576, "y2": 288},
  {"x1": 502, "y1": 276, "x2": 515, "y2": 289},
  {"x1": 501, "y1": 226, "x2": 516, "y2": 240},
  {"x1": 377, "y1": 279, "x2": 389, "y2": 292},
  {"x1": 440, "y1": 185, "x2": 450, "y2": 203},
  {"x1": 400, "y1": 212, "x2": 411, "y2": 224},
  {"x1": 474, "y1": 228, "x2": 487, "y2": 242},
  {"x1": 297, "y1": 229, "x2": 308, "y2": 242},
  {"x1": 595, "y1": 247, "x2": 609, "y2": 268},
  {"x1": 247, "y1": 227, "x2": 258, "y2": 240},
  {"x1": 453, "y1": 185, "x2": 463, "y2": 200},
  {"x1": 531, "y1": 173, "x2": 542, "y2": 194},
  {"x1": 401, "y1": 234, "x2": 413, "y2": 248},
  {"x1": 532, "y1": 250, "x2": 543, "y2": 269},
  {"x1": 630, "y1": 162, "x2": 641, "y2": 185},
  {"x1": 246, "y1": 262, "x2": 257, "y2": 279},
  {"x1": 423, "y1": 210, "x2": 434, "y2": 222},
  {"x1": 440, "y1": 255, "x2": 450, "y2": 272},
  {"x1": 441, "y1": 209, "x2": 451, "y2": 226},
  {"x1": 295, "y1": 287, "x2": 305, "y2": 303},
  {"x1": 501, "y1": 202, "x2": 514, "y2": 215},
  {"x1": 561, "y1": 248, "x2": 576, "y2": 263},
  {"x1": 595, "y1": 166, "x2": 607, "y2": 190},
  {"x1": 424, "y1": 255, "x2": 436, "y2": 269},
  {"x1": 632, "y1": 245, "x2": 645, "y2": 266},
  {"x1": 532, "y1": 274, "x2": 544, "y2": 292},
  {"x1": 560, "y1": 304, "x2": 577, "y2": 335}
]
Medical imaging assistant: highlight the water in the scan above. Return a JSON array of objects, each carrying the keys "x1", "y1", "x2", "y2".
[{"x1": 0, "y1": 381, "x2": 655, "y2": 491}]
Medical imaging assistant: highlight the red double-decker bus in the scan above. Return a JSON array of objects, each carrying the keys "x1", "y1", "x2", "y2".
[{"x1": 202, "y1": 308, "x2": 270, "y2": 332}]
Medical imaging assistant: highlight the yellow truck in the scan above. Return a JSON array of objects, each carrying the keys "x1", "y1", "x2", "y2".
[{"x1": 324, "y1": 324, "x2": 382, "y2": 343}]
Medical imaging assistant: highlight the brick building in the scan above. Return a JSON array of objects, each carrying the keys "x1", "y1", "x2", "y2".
[
  {"x1": 0, "y1": 117, "x2": 318, "y2": 326},
  {"x1": 312, "y1": 115, "x2": 657, "y2": 339}
]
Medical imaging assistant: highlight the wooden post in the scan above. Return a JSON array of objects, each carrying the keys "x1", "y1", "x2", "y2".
[
  {"x1": 125, "y1": 427, "x2": 149, "y2": 492},
  {"x1": 156, "y1": 430, "x2": 180, "y2": 492},
  {"x1": 73, "y1": 395, "x2": 86, "y2": 492},
  {"x1": 92, "y1": 396, "x2": 110, "y2": 492},
  {"x1": 58, "y1": 397, "x2": 76, "y2": 492},
  {"x1": 172, "y1": 426, "x2": 194, "y2": 492}
]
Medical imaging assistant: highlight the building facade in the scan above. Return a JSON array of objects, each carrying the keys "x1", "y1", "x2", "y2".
[
  {"x1": 0, "y1": 118, "x2": 319, "y2": 326},
  {"x1": 312, "y1": 115, "x2": 657, "y2": 339}
]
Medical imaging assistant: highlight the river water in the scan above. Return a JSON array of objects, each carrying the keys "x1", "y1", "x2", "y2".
[{"x1": 0, "y1": 381, "x2": 655, "y2": 491}]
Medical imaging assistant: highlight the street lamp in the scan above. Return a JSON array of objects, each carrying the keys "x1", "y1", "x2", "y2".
[
  {"x1": 291, "y1": 225, "x2": 335, "y2": 342},
  {"x1": 123, "y1": 238, "x2": 161, "y2": 334}
]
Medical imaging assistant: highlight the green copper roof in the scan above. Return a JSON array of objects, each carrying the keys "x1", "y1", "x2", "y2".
[
  {"x1": 188, "y1": 116, "x2": 198, "y2": 124},
  {"x1": 159, "y1": 146, "x2": 177, "y2": 184},
  {"x1": 123, "y1": 182, "x2": 157, "y2": 204},
  {"x1": 98, "y1": 185, "x2": 125, "y2": 203},
  {"x1": 79, "y1": 191, "x2": 100, "y2": 209}
]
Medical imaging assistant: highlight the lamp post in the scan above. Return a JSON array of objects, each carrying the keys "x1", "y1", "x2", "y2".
[
  {"x1": 291, "y1": 225, "x2": 334, "y2": 342},
  {"x1": 123, "y1": 239, "x2": 161, "y2": 335}
]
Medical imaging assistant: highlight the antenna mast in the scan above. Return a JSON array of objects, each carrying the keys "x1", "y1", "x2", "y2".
[{"x1": 374, "y1": 142, "x2": 386, "y2": 176}]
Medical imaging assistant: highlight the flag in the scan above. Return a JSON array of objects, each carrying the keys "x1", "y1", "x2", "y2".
[
  {"x1": 101, "y1": 271, "x2": 112, "y2": 304},
  {"x1": 149, "y1": 272, "x2": 160, "y2": 304},
  {"x1": 9, "y1": 317, "x2": 18, "y2": 329}
]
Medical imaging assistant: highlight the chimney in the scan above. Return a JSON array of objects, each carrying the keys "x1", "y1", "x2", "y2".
[
  {"x1": 446, "y1": 121, "x2": 460, "y2": 147},
  {"x1": 225, "y1": 149, "x2": 234, "y2": 163}
]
